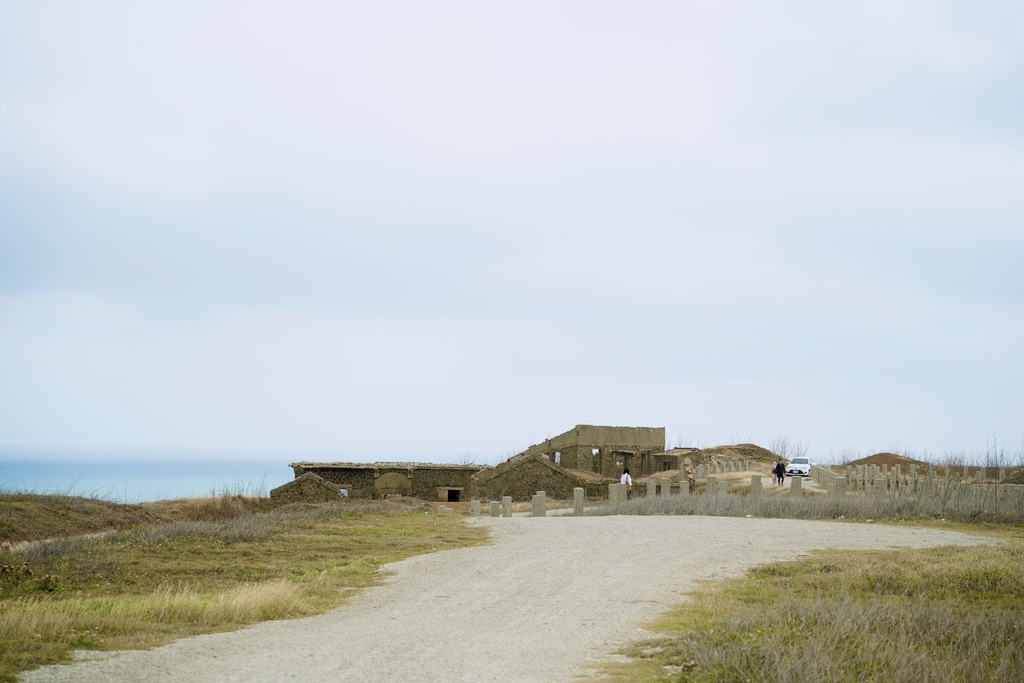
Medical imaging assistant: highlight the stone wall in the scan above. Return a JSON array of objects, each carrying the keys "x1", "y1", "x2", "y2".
[
  {"x1": 290, "y1": 462, "x2": 483, "y2": 501},
  {"x1": 270, "y1": 472, "x2": 342, "y2": 503},
  {"x1": 474, "y1": 455, "x2": 585, "y2": 502}
]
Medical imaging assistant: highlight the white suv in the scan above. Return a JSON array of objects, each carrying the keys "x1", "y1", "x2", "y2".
[{"x1": 784, "y1": 457, "x2": 813, "y2": 477}]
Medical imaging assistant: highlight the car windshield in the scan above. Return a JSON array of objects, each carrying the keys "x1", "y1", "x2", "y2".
[{"x1": 791, "y1": 458, "x2": 809, "y2": 464}]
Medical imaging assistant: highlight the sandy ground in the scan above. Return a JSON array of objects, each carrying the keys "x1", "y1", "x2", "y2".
[{"x1": 22, "y1": 515, "x2": 993, "y2": 683}]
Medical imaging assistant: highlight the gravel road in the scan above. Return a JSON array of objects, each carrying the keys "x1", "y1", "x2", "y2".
[{"x1": 22, "y1": 516, "x2": 992, "y2": 683}]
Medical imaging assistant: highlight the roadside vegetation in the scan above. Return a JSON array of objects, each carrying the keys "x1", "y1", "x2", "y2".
[
  {"x1": 593, "y1": 475, "x2": 1024, "y2": 525},
  {"x1": 591, "y1": 535, "x2": 1024, "y2": 683},
  {"x1": 587, "y1": 481, "x2": 1024, "y2": 683},
  {"x1": 0, "y1": 491, "x2": 487, "y2": 682}
]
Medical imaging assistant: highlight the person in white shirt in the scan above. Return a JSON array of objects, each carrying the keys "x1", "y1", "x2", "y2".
[{"x1": 620, "y1": 468, "x2": 633, "y2": 500}]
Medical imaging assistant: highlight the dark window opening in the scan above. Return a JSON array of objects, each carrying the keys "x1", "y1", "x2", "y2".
[{"x1": 447, "y1": 489, "x2": 461, "y2": 502}]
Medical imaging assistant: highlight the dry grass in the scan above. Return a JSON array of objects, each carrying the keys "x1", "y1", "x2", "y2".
[
  {"x1": 589, "y1": 482, "x2": 1024, "y2": 524},
  {"x1": 590, "y1": 539, "x2": 1024, "y2": 683},
  {"x1": 0, "y1": 498, "x2": 487, "y2": 681}
]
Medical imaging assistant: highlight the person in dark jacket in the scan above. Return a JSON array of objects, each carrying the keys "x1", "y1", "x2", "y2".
[{"x1": 775, "y1": 460, "x2": 786, "y2": 486}]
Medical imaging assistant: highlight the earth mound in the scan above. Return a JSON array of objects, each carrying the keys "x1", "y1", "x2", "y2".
[
  {"x1": 842, "y1": 452, "x2": 930, "y2": 468},
  {"x1": 0, "y1": 494, "x2": 161, "y2": 544},
  {"x1": 703, "y1": 443, "x2": 777, "y2": 462}
]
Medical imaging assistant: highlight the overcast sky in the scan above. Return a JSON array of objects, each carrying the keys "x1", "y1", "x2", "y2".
[{"x1": 1, "y1": 1, "x2": 1022, "y2": 462}]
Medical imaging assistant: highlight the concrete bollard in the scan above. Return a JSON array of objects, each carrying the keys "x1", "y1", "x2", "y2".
[
  {"x1": 680, "y1": 480, "x2": 689, "y2": 496},
  {"x1": 750, "y1": 474, "x2": 762, "y2": 499},
  {"x1": 646, "y1": 480, "x2": 657, "y2": 498},
  {"x1": 660, "y1": 477, "x2": 671, "y2": 497},
  {"x1": 706, "y1": 475, "x2": 717, "y2": 495},
  {"x1": 616, "y1": 483, "x2": 629, "y2": 510},
  {"x1": 573, "y1": 487, "x2": 585, "y2": 516},
  {"x1": 490, "y1": 500, "x2": 500, "y2": 517},
  {"x1": 874, "y1": 477, "x2": 887, "y2": 500},
  {"x1": 836, "y1": 476, "x2": 847, "y2": 497},
  {"x1": 470, "y1": 500, "x2": 481, "y2": 517},
  {"x1": 531, "y1": 491, "x2": 546, "y2": 517},
  {"x1": 501, "y1": 496, "x2": 513, "y2": 517},
  {"x1": 608, "y1": 483, "x2": 619, "y2": 506},
  {"x1": 791, "y1": 476, "x2": 803, "y2": 496}
]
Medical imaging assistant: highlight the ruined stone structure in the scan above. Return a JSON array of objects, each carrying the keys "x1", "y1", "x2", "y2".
[
  {"x1": 289, "y1": 462, "x2": 485, "y2": 502},
  {"x1": 283, "y1": 425, "x2": 666, "y2": 503},
  {"x1": 519, "y1": 424, "x2": 666, "y2": 477},
  {"x1": 472, "y1": 453, "x2": 592, "y2": 502},
  {"x1": 652, "y1": 447, "x2": 700, "y2": 473},
  {"x1": 270, "y1": 472, "x2": 343, "y2": 503}
]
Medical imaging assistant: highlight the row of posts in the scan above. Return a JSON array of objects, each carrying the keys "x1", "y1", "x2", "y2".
[
  {"x1": 469, "y1": 474, "x2": 735, "y2": 518},
  {"x1": 470, "y1": 488, "x2": 587, "y2": 517},
  {"x1": 814, "y1": 463, "x2": 1016, "y2": 488},
  {"x1": 809, "y1": 463, "x2": 1024, "y2": 512},
  {"x1": 464, "y1": 461, "x2": 1023, "y2": 516},
  {"x1": 693, "y1": 460, "x2": 751, "y2": 480},
  {"x1": 467, "y1": 460, "x2": 755, "y2": 517}
]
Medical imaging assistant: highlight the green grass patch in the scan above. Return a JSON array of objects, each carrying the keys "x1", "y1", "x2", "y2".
[
  {"x1": 0, "y1": 501, "x2": 487, "y2": 681},
  {"x1": 591, "y1": 540, "x2": 1024, "y2": 683}
]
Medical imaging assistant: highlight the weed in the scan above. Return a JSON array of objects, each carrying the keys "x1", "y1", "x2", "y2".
[
  {"x1": 593, "y1": 542, "x2": 1024, "y2": 683},
  {"x1": 589, "y1": 484, "x2": 1024, "y2": 524},
  {"x1": 0, "y1": 499, "x2": 487, "y2": 681}
]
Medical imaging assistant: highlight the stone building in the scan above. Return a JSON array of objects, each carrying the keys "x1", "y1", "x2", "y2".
[
  {"x1": 519, "y1": 424, "x2": 666, "y2": 477},
  {"x1": 289, "y1": 462, "x2": 486, "y2": 502},
  {"x1": 472, "y1": 453, "x2": 592, "y2": 502},
  {"x1": 652, "y1": 447, "x2": 701, "y2": 473},
  {"x1": 283, "y1": 424, "x2": 666, "y2": 503}
]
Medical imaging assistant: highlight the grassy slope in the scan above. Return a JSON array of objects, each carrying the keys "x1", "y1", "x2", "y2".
[
  {"x1": 0, "y1": 495, "x2": 487, "y2": 681},
  {"x1": 0, "y1": 494, "x2": 160, "y2": 543}
]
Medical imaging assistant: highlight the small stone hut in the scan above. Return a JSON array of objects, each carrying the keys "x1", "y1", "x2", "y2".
[{"x1": 289, "y1": 461, "x2": 486, "y2": 502}]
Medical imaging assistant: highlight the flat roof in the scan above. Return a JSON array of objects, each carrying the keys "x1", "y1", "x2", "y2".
[{"x1": 290, "y1": 461, "x2": 488, "y2": 471}]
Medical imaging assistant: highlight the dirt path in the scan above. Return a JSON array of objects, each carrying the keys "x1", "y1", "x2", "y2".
[{"x1": 22, "y1": 516, "x2": 992, "y2": 683}]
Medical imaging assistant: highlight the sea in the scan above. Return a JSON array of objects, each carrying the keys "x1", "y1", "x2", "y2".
[{"x1": 0, "y1": 448, "x2": 459, "y2": 503}]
